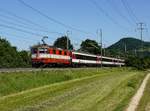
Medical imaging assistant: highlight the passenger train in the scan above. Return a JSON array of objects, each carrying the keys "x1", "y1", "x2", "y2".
[{"x1": 31, "y1": 44, "x2": 125, "y2": 68}]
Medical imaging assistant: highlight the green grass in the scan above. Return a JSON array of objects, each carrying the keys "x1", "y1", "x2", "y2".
[
  {"x1": 0, "y1": 68, "x2": 146, "y2": 111},
  {"x1": 136, "y1": 74, "x2": 150, "y2": 111},
  {"x1": 0, "y1": 68, "x2": 126, "y2": 97}
]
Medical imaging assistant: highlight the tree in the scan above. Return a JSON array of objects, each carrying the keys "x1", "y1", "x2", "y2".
[
  {"x1": 79, "y1": 39, "x2": 101, "y2": 55},
  {"x1": 19, "y1": 50, "x2": 31, "y2": 67},
  {"x1": 53, "y1": 36, "x2": 73, "y2": 50},
  {"x1": 0, "y1": 37, "x2": 31, "y2": 68}
]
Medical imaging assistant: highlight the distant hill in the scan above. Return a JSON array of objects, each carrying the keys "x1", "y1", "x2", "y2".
[{"x1": 107, "y1": 37, "x2": 150, "y2": 57}]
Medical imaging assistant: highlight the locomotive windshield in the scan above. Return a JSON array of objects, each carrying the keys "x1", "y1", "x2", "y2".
[
  {"x1": 31, "y1": 48, "x2": 48, "y2": 54},
  {"x1": 38, "y1": 48, "x2": 48, "y2": 53},
  {"x1": 31, "y1": 48, "x2": 38, "y2": 54}
]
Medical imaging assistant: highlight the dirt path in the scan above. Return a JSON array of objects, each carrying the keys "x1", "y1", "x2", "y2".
[{"x1": 126, "y1": 73, "x2": 150, "y2": 111}]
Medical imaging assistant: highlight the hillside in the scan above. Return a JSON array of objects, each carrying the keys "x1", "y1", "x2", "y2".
[{"x1": 107, "y1": 37, "x2": 150, "y2": 57}]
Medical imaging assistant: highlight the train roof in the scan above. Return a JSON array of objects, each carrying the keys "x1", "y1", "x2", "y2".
[
  {"x1": 31, "y1": 44, "x2": 54, "y2": 48},
  {"x1": 31, "y1": 44, "x2": 71, "y2": 51}
]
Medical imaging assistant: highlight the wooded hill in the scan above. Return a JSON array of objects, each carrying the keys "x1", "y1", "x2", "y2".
[{"x1": 107, "y1": 37, "x2": 150, "y2": 57}]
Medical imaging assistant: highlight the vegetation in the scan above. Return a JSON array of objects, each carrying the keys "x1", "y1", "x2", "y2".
[
  {"x1": 0, "y1": 37, "x2": 31, "y2": 68},
  {"x1": 107, "y1": 37, "x2": 150, "y2": 57},
  {"x1": 0, "y1": 68, "x2": 122, "y2": 97},
  {"x1": 136, "y1": 77, "x2": 150, "y2": 111},
  {"x1": 0, "y1": 68, "x2": 146, "y2": 111},
  {"x1": 79, "y1": 39, "x2": 101, "y2": 54},
  {"x1": 125, "y1": 56, "x2": 150, "y2": 70},
  {"x1": 53, "y1": 36, "x2": 73, "y2": 50}
]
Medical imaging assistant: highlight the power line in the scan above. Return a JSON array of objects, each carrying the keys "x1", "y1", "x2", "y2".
[
  {"x1": 89, "y1": 0, "x2": 128, "y2": 30},
  {"x1": 120, "y1": 0, "x2": 139, "y2": 23},
  {"x1": 0, "y1": 8, "x2": 47, "y2": 29},
  {"x1": 0, "y1": 32, "x2": 35, "y2": 43},
  {"x1": 0, "y1": 23, "x2": 44, "y2": 36},
  {"x1": 17, "y1": 0, "x2": 92, "y2": 35},
  {"x1": 0, "y1": 17, "x2": 64, "y2": 36},
  {"x1": 106, "y1": 0, "x2": 134, "y2": 26},
  {"x1": 0, "y1": 10, "x2": 64, "y2": 35}
]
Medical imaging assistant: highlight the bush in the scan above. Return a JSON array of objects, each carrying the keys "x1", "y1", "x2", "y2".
[{"x1": 125, "y1": 56, "x2": 150, "y2": 70}]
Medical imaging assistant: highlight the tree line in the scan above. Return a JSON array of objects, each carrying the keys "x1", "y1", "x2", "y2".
[{"x1": 0, "y1": 37, "x2": 31, "y2": 68}]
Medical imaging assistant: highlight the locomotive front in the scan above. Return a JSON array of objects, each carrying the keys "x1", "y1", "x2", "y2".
[{"x1": 31, "y1": 44, "x2": 50, "y2": 67}]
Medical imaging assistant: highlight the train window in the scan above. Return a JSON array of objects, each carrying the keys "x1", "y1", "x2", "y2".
[
  {"x1": 53, "y1": 49, "x2": 56, "y2": 54},
  {"x1": 59, "y1": 50, "x2": 62, "y2": 55},
  {"x1": 75, "y1": 54, "x2": 97, "y2": 60},
  {"x1": 102, "y1": 58, "x2": 112, "y2": 62},
  {"x1": 31, "y1": 48, "x2": 37, "y2": 54},
  {"x1": 39, "y1": 48, "x2": 48, "y2": 53},
  {"x1": 64, "y1": 51, "x2": 67, "y2": 55}
]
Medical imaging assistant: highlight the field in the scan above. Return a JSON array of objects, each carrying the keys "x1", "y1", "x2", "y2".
[
  {"x1": 136, "y1": 76, "x2": 150, "y2": 111},
  {"x1": 0, "y1": 68, "x2": 146, "y2": 111}
]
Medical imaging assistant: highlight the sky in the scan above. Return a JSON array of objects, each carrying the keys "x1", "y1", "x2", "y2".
[{"x1": 0, "y1": 0, "x2": 150, "y2": 50}]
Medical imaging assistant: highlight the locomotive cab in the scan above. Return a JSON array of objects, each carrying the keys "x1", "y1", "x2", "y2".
[{"x1": 31, "y1": 45, "x2": 49, "y2": 67}]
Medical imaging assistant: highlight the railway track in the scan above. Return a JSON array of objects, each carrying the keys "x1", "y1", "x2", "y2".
[{"x1": 0, "y1": 67, "x2": 103, "y2": 73}]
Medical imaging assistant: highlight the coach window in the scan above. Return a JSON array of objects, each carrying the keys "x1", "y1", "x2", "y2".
[
  {"x1": 59, "y1": 50, "x2": 62, "y2": 55},
  {"x1": 53, "y1": 49, "x2": 56, "y2": 54},
  {"x1": 64, "y1": 51, "x2": 67, "y2": 55}
]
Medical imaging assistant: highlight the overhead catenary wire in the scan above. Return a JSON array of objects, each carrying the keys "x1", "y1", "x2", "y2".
[
  {"x1": 120, "y1": 0, "x2": 139, "y2": 23},
  {"x1": 0, "y1": 33, "x2": 35, "y2": 43},
  {"x1": 89, "y1": 0, "x2": 128, "y2": 30},
  {"x1": 0, "y1": 17, "x2": 64, "y2": 36},
  {"x1": 106, "y1": 0, "x2": 135, "y2": 26},
  {"x1": 17, "y1": 0, "x2": 93, "y2": 35},
  {"x1": 0, "y1": 9, "x2": 64, "y2": 35},
  {"x1": 0, "y1": 23, "x2": 44, "y2": 37}
]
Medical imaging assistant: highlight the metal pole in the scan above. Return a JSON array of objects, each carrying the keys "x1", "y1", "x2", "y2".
[
  {"x1": 100, "y1": 29, "x2": 102, "y2": 67},
  {"x1": 66, "y1": 31, "x2": 69, "y2": 50},
  {"x1": 137, "y1": 23, "x2": 146, "y2": 54},
  {"x1": 103, "y1": 44, "x2": 106, "y2": 56}
]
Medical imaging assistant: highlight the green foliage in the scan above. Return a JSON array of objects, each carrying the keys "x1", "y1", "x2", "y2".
[
  {"x1": 19, "y1": 50, "x2": 31, "y2": 67},
  {"x1": 107, "y1": 37, "x2": 150, "y2": 57},
  {"x1": 0, "y1": 37, "x2": 31, "y2": 68},
  {"x1": 125, "y1": 56, "x2": 150, "y2": 70},
  {"x1": 53, "y1": 36, "x2": 73, "y2": 50},
  {"x1": 79, "y1": 39, "x2": 101, "y2": 54}
]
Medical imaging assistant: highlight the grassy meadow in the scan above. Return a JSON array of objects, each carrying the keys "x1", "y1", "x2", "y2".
[{"x1": 0, "y1": 68, "x2": 146, "y2": 111}]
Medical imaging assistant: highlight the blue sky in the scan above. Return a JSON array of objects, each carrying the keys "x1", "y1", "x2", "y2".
[{"x1": 0, "y1": 0, "x2": 149, "y2": 50}]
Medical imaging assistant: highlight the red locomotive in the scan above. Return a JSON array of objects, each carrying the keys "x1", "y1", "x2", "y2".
[{"x1": 31, "y1": 44, "x2": 125, "y2": 68}]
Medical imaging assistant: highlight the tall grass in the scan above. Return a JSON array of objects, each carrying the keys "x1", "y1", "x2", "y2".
[
  {"x1": 0, "y1": 68, "x2": 146, "y2": 111},
  {"x1": 0, "y1": 68, "x2": 126, "y2": 97}
]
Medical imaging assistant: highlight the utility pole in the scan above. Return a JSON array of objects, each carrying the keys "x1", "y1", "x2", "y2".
[
  {"x1": 97, "y1": 29, "x2": 103, "y2": 68},
  {"x1": 137, "y1": 23, "x2": 146, "y2": 53},
  {"x1": 103, "y1": 44, "x2": 106, "y2": 56},
  {"x1": 124, "y1": 42, "x2": 127, "y2": 58},
  {"x1": 100, "y1": 29, "x2": 103, "y2": 57},
  {"x1": 99, "y1": 29, "x2": 103, "y2": 67},
  {"x1": 66, "y1": 30, "x2": 70, "y2": 50},
  {"x1": 134, "y1": 49, "x2": 137, "y2": 56},
  {"x1": 124, "y1": 43, "x2": 127, "y2": 53}
]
